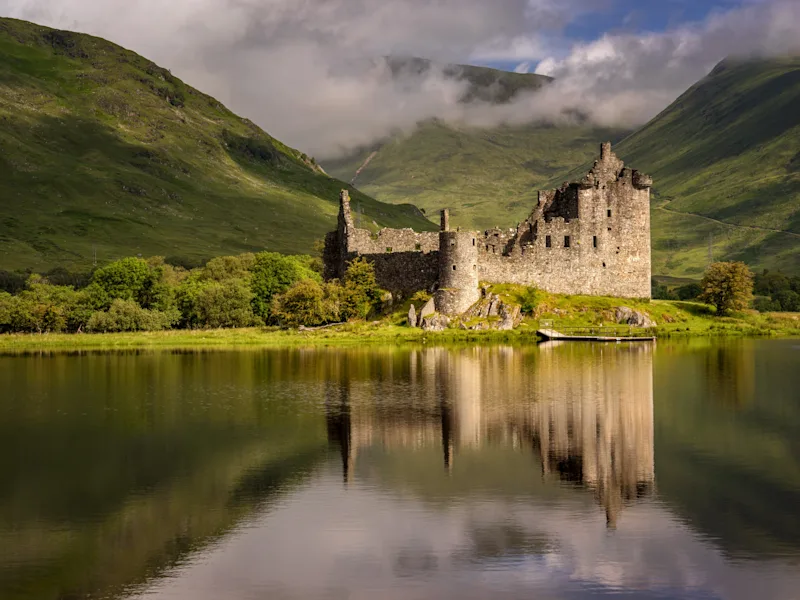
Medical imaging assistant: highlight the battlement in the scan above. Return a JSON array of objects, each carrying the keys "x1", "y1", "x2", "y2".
[{"x1": 323, "y1": 143, "x2": 652, "y2": 313}]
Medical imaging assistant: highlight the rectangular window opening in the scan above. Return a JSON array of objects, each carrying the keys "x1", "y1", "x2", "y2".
[
  {"x1": 564, "y1": 236, "x2": 571, "y2": 248},
  {"x1": 452, "y1": 265, "x2": 457, "y2": 270},
  {"x1": 415, "y1": 243, "x2": 421, "y2": 251},
  {"x1": 593, "y1": 235, "x2": 598, "y2": 248},
  {"x1": 386, "y1": 247, "x2": 392, "y2": 253},
  {"x1": 607, "y1": 209, "x2": 612, "y2": 218},
  {"x1": 545, "y1": 235, "x2": 552, "y2": 248},
  {"x1": 472, "y1": 238, "x2": 475, "y2": 246}
]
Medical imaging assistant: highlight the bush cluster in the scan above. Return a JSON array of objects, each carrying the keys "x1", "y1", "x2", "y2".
[
  {"x1": 752, "y1": 269, "x2": 800, "y2": 312},
  {"x1": 0, "y1": 252, "x2": 381, "y2": 334}
]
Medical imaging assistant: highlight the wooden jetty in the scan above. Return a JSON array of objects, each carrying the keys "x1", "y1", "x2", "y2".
[{"x1": 536, "y1": 322, "x2": 656, "y2": 343}]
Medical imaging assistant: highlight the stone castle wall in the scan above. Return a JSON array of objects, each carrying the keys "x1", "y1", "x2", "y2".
[
  {"x1": 324, "y1": 190, "x2": 440, "y2": 295},
  {"x1": 324, "y1": 144, "x2": 652, "y2": 309}
]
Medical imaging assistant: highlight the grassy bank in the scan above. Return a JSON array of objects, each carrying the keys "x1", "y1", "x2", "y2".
[{"x1": 1, "y1": 296, "x2": 798, "y2": 352}]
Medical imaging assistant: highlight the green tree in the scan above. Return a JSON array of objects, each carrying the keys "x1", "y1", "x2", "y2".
[
  {"x1": 272, "y1": 279, "x2": 329, "y2": 327},
  {"x1": 90, "y1": 257, "x2": 152, "y2": 307},
  {"x1": 6, "y1": 278, "x2": 93, "y2": 333},
  {"x1": 340, "y1": 258, "x2": 383, "y2": 321},
  {"x1": 773, "y1": 289, "x2": 800, "y2": 312},
  {"x1": 699, "y1": 262, "x2": 754, "y2": 316},
  {"x1": 250, "y1": 252, "x2": 320, "y2": 321},
  {"x1": 176, "y1": 275, "x2": 256, "y2": 328}
]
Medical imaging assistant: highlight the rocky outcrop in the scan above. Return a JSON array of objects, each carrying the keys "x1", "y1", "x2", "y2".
[
  {"x1": 461, "y1": 294, "x2": 523, "y2": 330},
  {"x1": 497, "y1": 303, "x2": 521, "y2": 331},
  {"x1": 615, "y1": 306, "x2": 656, "y2": 328},
  {"x1": 419, "y1": 298, "x2": 435, "y2": 323},
  {"x1": 421, "y1": 313, "x2": 450, "y2": 331}
]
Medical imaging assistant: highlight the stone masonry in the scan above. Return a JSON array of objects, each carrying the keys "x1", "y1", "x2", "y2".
[{"x1": 324, "y1": 143, "x2": 652, "y2": 315}]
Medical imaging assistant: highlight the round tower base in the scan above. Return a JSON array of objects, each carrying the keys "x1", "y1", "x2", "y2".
[{"x1": 435, "y1": 287, "x2": 481, "y2": 316}]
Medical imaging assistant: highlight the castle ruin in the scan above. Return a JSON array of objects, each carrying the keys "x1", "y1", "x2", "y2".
[{"x1": 324, "y1": 143, "x2": 652, "y2": 313}]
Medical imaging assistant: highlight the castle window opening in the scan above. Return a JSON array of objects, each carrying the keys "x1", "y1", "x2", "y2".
[
  {"x1": 546, "y1": 235, "x2": 552, "y2": 248},
  {"x1": 451, "y1": 240, "x2": 456, "y2": 247},
  {"x1": 452, "y1": 265, "x2": 457, "y2": 271},
  {"x1": 593, "y1": 236, "x2": 598, "y2": 248},
  {"x1": 603, "y1": 262, "x2": 606, "y2": 268},
  {"x1": 386, "y1": 247, "x2": 392, "y2": 253},
  {"x1": 564, "y1": 236, "x2": 571, "y2": 248},
  {"x1": 415, "y1": 243, "x2": 421, "y2": 251},
  {"x1": 472, "y1": 238, "x2": 475, "y2": 246},
  {"x1": 607, "y1": 209, "x2": 612, "y2": 218}
]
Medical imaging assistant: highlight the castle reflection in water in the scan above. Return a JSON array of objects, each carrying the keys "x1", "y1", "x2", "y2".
[{"x1": 326, "y1": 343, "x2": 655, "y2": 528}]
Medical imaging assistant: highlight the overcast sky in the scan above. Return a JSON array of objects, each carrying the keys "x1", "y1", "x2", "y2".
[{"x1": 1, "y1": 0, "x2": 799, "y2": 157}]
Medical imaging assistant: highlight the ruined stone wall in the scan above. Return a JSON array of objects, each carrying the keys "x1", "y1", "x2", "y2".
[
  {"x1": 324, "y1": 190, "x2": 440, "y2": 296},
  {"x1": 323, "y1": 144, "x2": 651, "y2": 301},
  {"x1": 477, "y1": 146, "x2": 651, "y2": 298}
]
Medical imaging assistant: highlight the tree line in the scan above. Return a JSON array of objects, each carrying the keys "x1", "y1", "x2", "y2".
[
  {"x1": 653, "y1": 265, "x2": 800, "y2": 313},
  {"x1": 0, "y1": 253, "x2": 383, "y2": 334}
]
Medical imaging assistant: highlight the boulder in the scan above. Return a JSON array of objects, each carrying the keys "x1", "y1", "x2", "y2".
[
  {"x1": 615, "y1": 306, "x2": 656, "y2": 328},
  {"x1": 421, "y1": 313, "x2": 450, "y2": 332},
  {"x1": 408, "y1": 304, "x2": 417, "y2": 327},
  {"x1": 419, "y1": 298, "x2": 435, "y2": 322},
  {"x1": 497, "y1": 303, "x2": 522, "y2": 331}
]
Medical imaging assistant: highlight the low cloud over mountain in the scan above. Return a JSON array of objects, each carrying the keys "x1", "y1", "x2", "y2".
[{"x1": 2, "y1": 0, "x2": 799, "y2": 157}]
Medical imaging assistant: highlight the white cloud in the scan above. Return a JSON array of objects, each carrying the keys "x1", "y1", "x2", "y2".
[{"x1": 0, "y1": 0, "x2": 799, "y2": 157}]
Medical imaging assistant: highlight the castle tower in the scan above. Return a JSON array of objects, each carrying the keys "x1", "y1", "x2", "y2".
[{"x1": 435, "y1": 210, "x2": 480, "y2": 315}]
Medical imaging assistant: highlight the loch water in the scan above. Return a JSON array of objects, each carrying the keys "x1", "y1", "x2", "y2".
[{"x1": 1, "y1": 339, "x2": 799, "y2": 600}]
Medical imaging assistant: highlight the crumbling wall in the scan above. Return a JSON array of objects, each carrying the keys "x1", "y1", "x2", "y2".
[
  {"x1": 324, "y1": 190, "x2": 440, "y2": 296},
  {"x1": 477, "y1": 145, "x2": 651, "y2": 298}
]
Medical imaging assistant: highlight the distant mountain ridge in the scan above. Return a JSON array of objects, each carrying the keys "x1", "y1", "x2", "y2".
[
  {"x1": 0, "y1": 17, "x2": 435, "y2": 271},
  {"x1": 385, "y1": 56, "x2": 552, "y2": 104}
]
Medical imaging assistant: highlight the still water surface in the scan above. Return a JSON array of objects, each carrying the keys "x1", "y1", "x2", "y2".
[{"x1": 1, "y1": 340, "x2": 799, "y2": 600}]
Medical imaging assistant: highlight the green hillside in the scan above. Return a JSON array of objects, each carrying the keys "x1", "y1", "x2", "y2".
[
  {"x1": 0, "y1": 17, "x2": 435, "y2": 272},
  {"x1": 324, "y1": 120, "x2": 628, "y2": 229},
  {"x1": 614, "y1": 57, "x2": 800, "y2": 277}
]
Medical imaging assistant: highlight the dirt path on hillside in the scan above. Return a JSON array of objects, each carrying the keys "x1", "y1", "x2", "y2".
[{"x1": 657, "y1": 205, "x2": 800, "y2": 239}]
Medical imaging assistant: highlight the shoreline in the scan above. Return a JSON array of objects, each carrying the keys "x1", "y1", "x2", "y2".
[{"x1": 1, "y1": 316, "x2": 797, "y2": 353}]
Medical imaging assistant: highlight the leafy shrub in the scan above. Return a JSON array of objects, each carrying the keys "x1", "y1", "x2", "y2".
[
  {"x1": 340, "y1": 258, "x2": 384, "y2": 321},
  {"x1": 773, "y1": 289, "x2": 800, "y2": 312},
  {"x1": 271, "y1": 279, "x2": 339, "y2": 327},
  {"x1": 4, "y1": 279, "x2": 94, "y2": 333},
  {"x1": 203, "y1": 253, "x2": 255, "y2": 282},
  {"x1": 250, "y1": 252, "x2": 320, "y2": 321},
  {"x1": 753, "y1": 296, "x2": 780, "y2": 313},
  {"x1": 87, "y1": 299, "x2": 176, "y2": 333},
  {"x1": 677, "y1": 283, "x2": 702, "y2": 301},
  {"x1": 176, "y1": 276, "x2": 256, "y2": 329}
]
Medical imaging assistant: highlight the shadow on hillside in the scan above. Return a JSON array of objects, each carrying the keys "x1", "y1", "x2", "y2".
[
  {"x1": 664, "y1": 67, "x2": 800, "y2": 171},
  {"x1": 671, "y1": 301, "x2": 714, "y2": 316}
]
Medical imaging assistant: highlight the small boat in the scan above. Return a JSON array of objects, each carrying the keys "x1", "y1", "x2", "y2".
[{"x1": 536, "y1": 324, "x2": 655, "y2": 343}]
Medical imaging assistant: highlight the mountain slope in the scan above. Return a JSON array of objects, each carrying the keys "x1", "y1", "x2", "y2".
[
  {"x1": 0, "y1": 17, "x2": 435, "y2": 271},
  {"x1": 324, "y1": 120, "x2": 628, "y2": 229},
  {"x1": 614, "y1": 57, "x2": 800, "y2": 277}
]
